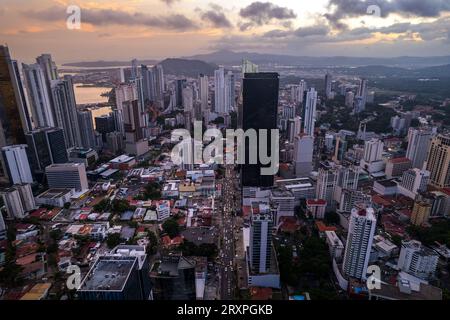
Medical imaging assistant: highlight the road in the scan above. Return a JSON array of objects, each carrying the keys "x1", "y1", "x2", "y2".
[{"x1": 218, "y1": 165, "x2": 238, "y2": 300}]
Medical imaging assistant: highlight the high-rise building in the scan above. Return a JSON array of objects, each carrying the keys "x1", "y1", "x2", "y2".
[
  {"x1": 241, "y1": 73, "x2": 279, "y2": 188},
  {"x1": 182, "y1": 86, "x2": 194, "y2": 113},
  {"x1": 15, "y1": 183, "x2": 36, "y2": 212},
  {"x1": 1, "y1": 145, "x2": 33, "y2": 185},
  {"x1": 342, "y1": 207, "x2": 377, "y2": 280},
  {"x1": 95, "y1": 113, "x2": 116, "y2": 141},
  {"x1": 25, "y1": 127, "x2": 68, "y2": 173},
  {"x1": 345, "y1": 91, "x2": 354, "y2": 108},
  {"x1": 153, "y1": 64, "x2": 165, "y2": 101},
  {"x1": 214, "y1": 67, "x2": 225, "y2": 114},
  {"x1": 51, "y1": 75, "x2": 82, "y2": 148},
  {"x1": 303, "y1": 88, "x2": 317, "y2": 136},
  {"x1": 150, "y1": 254, "x2": 196, "y2": 300},
  {"x1": 199, "y1": 74, "x2": 209, "y2": 113},
  {"x1": 325, "y1": 73, "x2": 332, "y2": 99},
  {"x1": 397, "y1": 240, "x2": 438, "y2": 280},
  {"x1": 249, "y1": 202, "x2": 274, "y2": 273},
  {"x1": 78, "y1": 245, "x2": 152, "y2": 300},
  {"x1": 398, "y1": 168, "x2": 430, "y2": 199},
  {"x1": 406, "y1": 127, "x2": 434, "y2": 169},
  {"x1": 290, "y1": 80, "x2": 306, "y2": 107},
  {"x1": 316, "y1": 166, "x2": 359, "y2": 211},
  {"x1": 123, "y1": 100, "x2": 149, "y2": 156},
  {"x1": 1, "y1": 187, "x2": 26, "y2": 219},
  {"x1": 288, "y1": 116, "x2": 302, "y2": 143},
  {"x1": 225, "y1": 71, "x2": 235, "y2": 113},
  {"x1": 77, "y1": 110, "x2": 97, "y2": 149},
  {"x1": 242, "y1": 59, "x2": 259, "y2": 74},
  {"x1": 115, "y1": 83, "x2": 138, "y2": 134},
  {"x1": 105, "y1": 131, "x2": 125, "y2": 154},
  {"x1": 0, "y1": 210, "x2": 6, "y2": 240},
  {"x1": 22, "y1": 63, "x2": 55, "y2": 128},
  {"x1": 0, "y1": 47, "x2": 32, "y2": 159},
  {"x1": 141, "y1": 64, "x2": 153, "y2": 103},
  {"x1": 356, "y1": 78, "x2": 368, "y2": 111},
  {"x1": 410, "y1": 200, "x2": 431, "y2": 226},
  {"x1": 36, "y1": 54, "x2": 58, "y2": 85},
  {"x1": 175, "y1": 79, "x2": 187, "y2": 108},
  {"x1": 360, "y1": 138, "x2": 385, "y2": 173},
  {"x1": 385, "y1": 157, "x2": 412, "y2": 179},
  {"x1": 1, "y1": 184, "x2": 35, "y2": 219},
  {"x1": 293, "y1": 134, "x2": 313, "y2": 177},
  {"x1": 45, "y1": 162, "x2": 88, "y2": 192},
  {"x1": 363, "y1": 138, "x2": 384, "y2": 163},
  {"x1": 131, "y1": 59, "x2": 139, "y2": 79},
  {"x1": 0, "y1": 45, "x2": 32, "y2": 147},
  {"x1": 426, "y1": 134, "x2": 450, "y2": 188}
]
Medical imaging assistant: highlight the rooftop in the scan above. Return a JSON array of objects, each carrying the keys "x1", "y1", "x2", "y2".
[
  {"x1": 36, "y1": 188, "x2": 73, "y2": 199},
  {"x1": 78, "y1": 256, "x2": 137, "y2": 292}
]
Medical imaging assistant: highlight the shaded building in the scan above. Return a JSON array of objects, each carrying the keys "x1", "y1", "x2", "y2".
[
  {"x1": 51, "y1": 75, "x2": 82, "y2": 148},
  {"x1": 25, "y1": 127, "x2": 68, "y2": 174},
  {"x1": 0, "y1": 46, "x2": 32, "y2": 182},
  {"x1": 241, "y1": 73, "x2": 279, "y2": 188},
  {"x1": 150, "y1": 254, "x2": 196, "y2": 300},
  {"x1": 78, "y1": 245, "x2": 152, "y2": 300}
]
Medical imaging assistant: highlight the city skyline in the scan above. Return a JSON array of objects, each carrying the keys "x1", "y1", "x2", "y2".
[{"x1": 1, "y1": 0, "x2": 450, "y2": 62}]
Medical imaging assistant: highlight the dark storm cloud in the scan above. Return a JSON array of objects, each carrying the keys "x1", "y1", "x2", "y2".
[
  {"x1": 239, "y1": 1, "x2": 297, "y2": 28},
  {"x1": 294, "y1": 25, "x2": 331, "y2": 37},
  {"x1": 25, "y1": 5, "x2": 197, "y2": 30},
  {"x1": 325, "y1": 0, "x2": 450, "y2": 29},
  {"x1": 199, "y1": 4, "x2": 233, "y2": 28}
]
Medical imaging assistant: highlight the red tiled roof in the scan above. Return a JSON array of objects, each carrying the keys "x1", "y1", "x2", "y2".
[
  {"x1": 389, "y1": 157, "x2": 410, "y2": 164},
  {"x1": 307, "y1": 199, "x2": 326, "y2": 206},
  {"x1": 242, "y1": 206, "x2": 252, "y2": 217},
  {"x1": 441, "y1": 188, "x2": 450, "y2": 196},
  {"x1": 315, "y1": 221, "x2": 337, "y2": 232},
  {"x1": 372, "y1": 194, "x2": 393, "y2": 207},
  {"x1": 250, "y1": 287, "x2": 273, "y2": 300}
]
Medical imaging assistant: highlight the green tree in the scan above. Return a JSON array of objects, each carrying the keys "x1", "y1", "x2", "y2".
[
  {"x1": 93, "y1": 199, "x2": 110, "y2": 212},
  {"x1": 162, "y1": 219, "x2": 180, "y2": 238},
  {"x1": 106, "y1": 233, "x2": 123, "y2": 248},
  {"x1": 324, "y1": 211, "x2": 340, "y2": 225}
]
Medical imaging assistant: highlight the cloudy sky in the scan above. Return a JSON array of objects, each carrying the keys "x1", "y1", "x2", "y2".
[{"x1": 1, "y1": 0, "x2": 450, "y2": 63}]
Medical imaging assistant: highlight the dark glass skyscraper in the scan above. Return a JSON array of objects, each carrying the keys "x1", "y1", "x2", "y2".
[
  {"x1": 25, "y1": 127, "x2": 68, "y2": 174},
  {"x1": 0, "y1": 46, "x2": 32, "y2": 183},
  {"x1": 241, "y1": 73, "x2": 279, "y2": 188}
]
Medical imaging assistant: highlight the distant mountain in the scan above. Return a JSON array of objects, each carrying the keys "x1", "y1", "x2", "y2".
[
  {"x1": 184, "y1": 50, "x2": 450, "y2": 68},
  {"x1": 159, "y1": 58, "x2": 218, "y2": 77},
  {"x1": 337, "y1": 64, "x2": 450, "y2": 78},
  {"x1": 62, "y1": 59, "x2": 158, "y2": 68}
]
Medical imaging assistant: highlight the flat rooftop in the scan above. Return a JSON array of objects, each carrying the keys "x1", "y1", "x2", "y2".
[
  {"x1": 36, "y1": 188, "x2": 73, "y2": 199},
  {"x1": 78, "y1": 256, "x2": 136, "y2": 292},
  {"x1": 271, "y1": 189, "x2": 294, "y2": 198}
]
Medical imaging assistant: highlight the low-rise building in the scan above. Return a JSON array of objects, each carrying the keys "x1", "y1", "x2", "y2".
[{"x1": 35, "y1": 188, "x2": 73, "y2": 207}]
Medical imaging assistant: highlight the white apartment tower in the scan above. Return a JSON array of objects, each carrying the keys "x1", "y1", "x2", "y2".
[
  {"x1": 293, "y1": 134, "x2": 313, "y2": 177},
  {"x1": 304, "y1": 88, "x2": 317, "y2": 136},
  {"x1": 22, "y1": 63, "x2": 55, "y2": 128},
  {"x1": 342, "y1": 207, "x2": 377, "y2": 280},
  {"x1": 250, "y1": 203, "x2": 273, "y2": 274},
  {"x1": 1, "y1": 145, "x2": 33, "y2": 185},
  {"x1": 214, "y1": 67, "x2": 226, "y2": 114},
  {"x1": 406, "y1": 127, "x2": 434, "y2": 169},
  {"x1": 397, "y1": 240, "x2": 438, "y2": 280}
]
